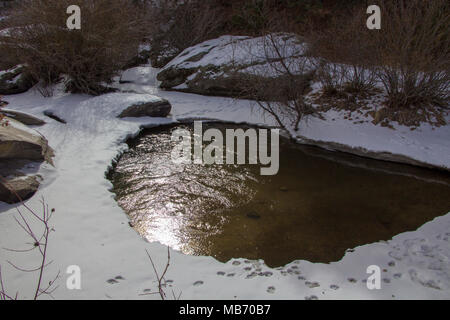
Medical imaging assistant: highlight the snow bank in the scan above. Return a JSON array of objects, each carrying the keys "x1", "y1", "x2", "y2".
[{"x1": 0, "y1": 66, "x2": 449, "y2": 300}]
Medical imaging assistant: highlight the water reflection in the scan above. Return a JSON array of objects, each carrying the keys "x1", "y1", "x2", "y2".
[{"x1": 108, "y1": 122, "x2": 450, "y2": 267}]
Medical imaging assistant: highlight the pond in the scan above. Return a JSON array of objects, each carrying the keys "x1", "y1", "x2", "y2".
[{"x1": 107, "y1": 122, "x2": 450, "y2": 267}]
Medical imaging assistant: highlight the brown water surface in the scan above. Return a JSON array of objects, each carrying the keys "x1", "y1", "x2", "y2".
[{"x1": 107, "y1": 122, "x2": 450, "y2": 267}]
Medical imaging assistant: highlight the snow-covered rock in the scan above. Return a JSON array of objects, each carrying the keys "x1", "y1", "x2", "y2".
[
  {"x1": 118, "y1": 98, "x2": 171, "y2": 118},
  {"x1": 1, "y1": 108, "x2": 46, "y2": 126},
  {"x1": 0, "y1": 118, "x2": 52, "y2": 204},
  {"x1": 0, "y1": 65, "x2": 36, "y2": 95},
  {"x1": 157, "y1": 34, "x2": 311, "y2": 96},
  {"x1": 0, "y1": 118, "x2": 53, "y2": 162}
]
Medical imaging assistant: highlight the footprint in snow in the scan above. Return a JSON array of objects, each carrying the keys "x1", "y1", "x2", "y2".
[
  {"x1": 305, "y1": 281, "x2": 320, "y2": 288},
  {"x1": 330, "y1": 285, "x2": 339, "y2": 290},
  {"x1": 107, "y1": 279, "x2": 119, "y2": 284},
  {"x1": 266, "y1": 286, "x2": 276, "y2": 294},
  {"x1": 107, "y1": 276, "x2": 125, "y2": 284}
]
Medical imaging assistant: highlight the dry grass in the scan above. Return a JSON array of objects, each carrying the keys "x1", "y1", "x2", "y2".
[
  {"x1": 373, "y1": 0, "x2": 450, "y2": 111},
  {"x1": 307, "y1": 0, "x2": 449, "y2": 128}
]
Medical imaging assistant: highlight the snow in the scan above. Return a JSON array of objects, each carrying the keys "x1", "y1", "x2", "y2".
[
  {"x1": 163, "y1": 34, "x2": 307, "y2": 71},
  {"x1": 0, "y1": 65, "x2": 449, "y2": 300}
]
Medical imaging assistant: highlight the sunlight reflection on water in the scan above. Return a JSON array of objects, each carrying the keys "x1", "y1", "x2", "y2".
[{"x1": 108, "y1": 122, "x2": 450, "y2": 267}]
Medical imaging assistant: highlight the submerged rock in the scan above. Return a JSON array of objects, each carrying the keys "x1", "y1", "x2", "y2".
[
  {"x1": 246, "y1": 212, "x2": 261, "y2": 219},
  {"x1": 118, "y1": 99, "x2": 172, "y2": 118}
]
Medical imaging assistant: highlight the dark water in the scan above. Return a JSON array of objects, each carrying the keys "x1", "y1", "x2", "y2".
[{"x1": 107, "y1": 122, "x2": 450, "y2": 267}]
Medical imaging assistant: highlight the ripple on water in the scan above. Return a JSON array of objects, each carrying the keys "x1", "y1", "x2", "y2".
[{"x1": 108, "y1": 122, "x2": 450, "y2": 267}]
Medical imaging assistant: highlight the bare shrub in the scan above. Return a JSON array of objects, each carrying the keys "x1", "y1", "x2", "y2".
[
  {"x1": 373, "y1": 0, "x2": 450, "y2": 111},
  {"x1": 307, "y1": 7, "x2": 377, "y2": 96},
  {"x1": 238, "y1": 33, "x2": 316, "y2": 132},
  {"x1": 146, "y1": 0, "x2": 227, "y2": 67},
  {"x1": 2, "y1": 0, "x2": 146, "y2": 95},
  {"x1": 0, "y1": 178, "x2": 58, "y2": 300},
  {"x1": 140, "y1": 246, "x2": 181, "y2": 300},
  {"x1": 306, "y1": 0, "x2": 449, "y2": 126}
]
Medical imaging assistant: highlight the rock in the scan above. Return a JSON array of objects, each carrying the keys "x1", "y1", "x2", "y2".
[
  {"x1": 0, "y1": 119, "x2": 53, "y2": 204},
  {"x1": 246, "y1": 212, "x2": 261, "y2": 220},
  {"x1": 0, "y1": 175, "x2": 40, "y2": 204},
  {"x1": 43, "y1": 110, "x2": 67, "y2": 124},
  {"x1": 123, "y1": 44, "x2": 153, "y2": 69},
  {"x1": 0, "y1": 118, "x2": 54, "y2": 163},
  {"x1": 1, "y1": 109, "x2": 46, "y2": 126},
  {"x1": 0, "y1": 65, "x2": 36, "y2": 95},
  {"x1": 149, "y1": 44, "x2": 180, "y2": 68},
  {"x1": 118, "y1": 99, "x2": 171, "y2": 118},
  {"x1": 156, "y1": 34, "x2": 311, "y2": 97}
]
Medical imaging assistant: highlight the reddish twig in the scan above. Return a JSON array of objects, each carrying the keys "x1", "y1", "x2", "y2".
[{"x1": 0, "y1": 175, "x2": 59, "y2": 300}]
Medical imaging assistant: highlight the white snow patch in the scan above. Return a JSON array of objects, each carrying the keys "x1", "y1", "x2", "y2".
[{"x1": 0, "y1": 65, "x2": 449, "y2": 300}]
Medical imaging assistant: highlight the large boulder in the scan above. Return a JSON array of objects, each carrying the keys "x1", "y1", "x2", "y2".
[
  {"x1": 118, "y1": 99, "x2": 172, "y2": 118},
  {"x1": 0, "y1": 119, "x2": 53, "y2": 204},
  {"x1": 0, "y1": 118, "x2": 54, "y2": 163},
  {"x1": 156, "y1": 34, "x2": 311, "y2": 97},
  {"x1": 0, "y1": 65, "x2": 36, "y2": 95}
]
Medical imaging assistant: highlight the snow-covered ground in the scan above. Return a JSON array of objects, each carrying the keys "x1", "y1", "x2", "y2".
[{"x1": 0, "y1": 66, "x2": 449, "y2": 300}]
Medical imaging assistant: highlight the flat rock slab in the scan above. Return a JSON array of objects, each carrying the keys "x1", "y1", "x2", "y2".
[
  {"x1": 1, "y1": 109, "x2": 46, "y2": 126},
  {"x1": 118, "y1": 99, "x2": 172, "y2": 118}
]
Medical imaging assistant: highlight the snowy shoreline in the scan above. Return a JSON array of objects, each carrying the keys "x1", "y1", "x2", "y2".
[{"x1": 0, "y1": 66, "x2": 449, "y2": 300}]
